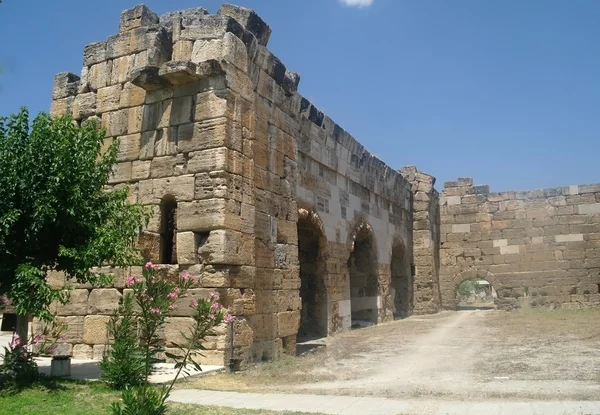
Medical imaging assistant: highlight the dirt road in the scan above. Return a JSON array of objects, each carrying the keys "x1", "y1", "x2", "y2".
[{"x1": 185, "y1": 309, "x2": 600, "y2": 401}]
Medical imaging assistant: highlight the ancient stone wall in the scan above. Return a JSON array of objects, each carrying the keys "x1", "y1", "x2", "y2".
[
  {"x1": 44, "y1": 4, "x2": 435, "y2": 366},
  {"x1": 440, "y1": 178, "x2": 600, "y2": 310}
]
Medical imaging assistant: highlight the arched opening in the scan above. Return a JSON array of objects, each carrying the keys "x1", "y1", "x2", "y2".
[
  {"x1": 348, "y1": 224, "x2": 379, "y2": 327},
  {"x1": 297, "y1": 212, "x2": 328, "y2": 341},
  {"x1": 391, "y1": 241, "x2": 412, "y2": 318},
  {"x1": 160, "y1": 195, "x2": 177, "y2": 264},
  {"x1": 456, "y1": 278, "x2": 497, "y2": 310}
]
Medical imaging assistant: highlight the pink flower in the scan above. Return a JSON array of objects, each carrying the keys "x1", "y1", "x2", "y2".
[
  {"x1": 33, "y1": 334, "x2": 46, "y2": 344},
  {"x1": 208, "y1": 313, "x2": 216, "y2": 320},
  {"x1": 48, "y1": 348, "x2": 55, "y2": 354},
  {"x1": 181, "y1": 272, "x2": 191, "y2": 281},
  {"x1": 126, "y1": 276, "x2": 136, "y2": 286},
  {"x1": 168, "y1": 304, "x2": 178, "y2": 311},
  {"x1": 150, "y1": 307, "x2": 161, "y2": 314},
  {"x1": 210, "y1": 302, "x2": 221, "y2": 311},
  {"x1": 145, "y1": 262, "x2": 154, "y2": 269},
  {"x1": 0, "y1": 295, "x2": 9, "y2": 305},
  {"x1": 224, "y1": 314, "x2": 234, "y2": 324},
  {"x1": 209, "y1": 291, "x2": 220, "y2": 301},
  {"x1": 167, "y1": 291, "x2": 179, "y2": 300},
  {"x1": 9, "y1": 334, "x2": 20, "y2": 350},
  {"x1": 191, "y1": 299, "x2": 199, "y2": 309}
]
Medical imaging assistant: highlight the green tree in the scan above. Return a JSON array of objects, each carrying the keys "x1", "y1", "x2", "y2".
[{"x1": 0, "y1": 108, "x2": 149, "y2": 334}]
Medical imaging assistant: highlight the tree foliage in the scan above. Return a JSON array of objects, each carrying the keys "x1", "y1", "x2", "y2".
[{"x1": 0, "y1": 108, "x2": 149, "y2": 319}]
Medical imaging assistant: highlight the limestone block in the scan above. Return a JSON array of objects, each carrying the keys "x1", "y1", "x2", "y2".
[
  {"x1": 153, "y1": 175, "x2": 195, "y2": 203},
  {"x1": 158, "y1": 61, "x2": 199, "y2": 86},
  {"x1": 556, "y1": 234, "x2": 584, "y2": 243},
  {"x1": 194, "y1": 90, "x2": 231, "y2": 122},
  {"x1": 197, "y1": 229, "x2": 252, "y2": 266},
  {"x1": 173, "y1": 40, "x2": 194, "y2": 61},
  {"x1": 88, "y1": 289, "x2": 121, "y2": 315},
  {"x1": 222, "y1": 32, "x2": 248, "y2": 72},
  {"x1": 191, "y1": 39, "x2": 224, "y2": 63},
  {"x1": 72, "y1": 92, "x2": 97, "y2": 120},
  {"x1": 50, "y1": 97, "x2": 74, "y2": 118},
  {"x1": 53, "y1": 72, "x2": 80, "y2": 100},
  {"x1": 451, "y1": 224, "x2": 470, "y2": 233},
  {"x1": 88, "y1": 61, "x2": 112, "y2": 91},
  {"x1": 132, "y1": 160, "x2": 151, "y2": 180},
  {"x1": 93, "y1": 345, "x2": 107, "y2": 361},
  {"x1": 171, "y1": 288, "x2": 213, "y2": 317},
  {"x1": 115, "y1": 134, "x2": 141, "y2": 162},
  {"x1": 164, "y1": 317, "x2": 195, "y2": 346},
  {"x1": 177, "y1": 232, "x2": 198, "y2": 265},
  {"x1": 84, "y1": 41, "x2": 107, "y2": 66},
  {"x1": 47, "y1": 270, "x2": 66, "y2": 289},
  {"x1": 73, "y1": 344, "x2": 93, "y2": 360},
  {"x1": 83, "y1": 315, "x2": 111, "y2": 345},
  {"x1": 178, "y1": 15, "x2": 244, "y2": 41},
  {"x1": 186, "y1": 147, "x2": 238, "y2": 175},
  {"x1": 108, "y1": 162, "x2": 132, "y2": 184},
  {"x1": 128, "y1": 105, "x2": 144, "y2": 134},
  {"x1": 120, "y1": 5, "x2": 159, "y2": 32},
  {"x1": 153, "y1": 128, "x2": 177, "y2": 157},
  {"x1": 150, "y1": 155, "x2": 183, "y2": 178},
  {"x1": 225, "y1": 66, "x2": 254, "y2": 102},
  {"x1": 58, "y1": 316, "x2": 84, "y2": 343},
  {"x1": 218, "y1": 4, "x2": 271, "y2": 46},
  {"x1": 177, "y1": 198, "x2": 241, "y2": 232},
  {"x1": 277, "y1": 311, "x2": 300, "y2": 337},
  {"x1": 55, "y1": 289, "x2": 89, "y2": 316},
  {"x1": 137, "y1": 231, "x2": 160, "y2": 263},
  {"x1": 578, "y1": 203, "x2": 600, "y2": 215},
  {"x1": 102, "y1": 109, "x2": 129, "y2": 137},
  {"x1": 129, "y1": 66, "x2": 172, "y2": 91},
  {"x1": 171, "y1": 96, "x2": 194, "y2": 126},
  {"x1": 120, "y1": 82, "x2": 145, "y2": 108},
  {"x1": 178, "y1": 119, "x2": 241, "y2": 154}
]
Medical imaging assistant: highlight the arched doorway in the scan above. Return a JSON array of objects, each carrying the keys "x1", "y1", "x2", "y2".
[
  {"x1": 456, "y1": 278, "x2": 497, "y2": 310},
  {"x1": 297, "y1": 210, "x2": 328, "y2": 340},
  {"x1": 391, "y1": 240, "x2": 412, "y2": 318},
  {"x1": 348, "y1": 223, "x2": 379, "y2": 327}
]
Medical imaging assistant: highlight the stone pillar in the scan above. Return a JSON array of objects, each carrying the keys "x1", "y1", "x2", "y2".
[{"x1": 400, "y1": 166, "x2": 442, "y2": 314}]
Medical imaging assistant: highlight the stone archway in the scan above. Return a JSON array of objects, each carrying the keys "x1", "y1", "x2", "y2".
[
  {"x1": 297, "y1": 209, "x2": 328, "y2": 340},
  {"x1": 451, "y1": 269, "x2": 502, "y2": 309},
  {"x1": 391, "y1": 239, "x2": 412, "y2": 318},
  {"x1": 347, "y1": 221, "x2": 379, "y2": 326}
]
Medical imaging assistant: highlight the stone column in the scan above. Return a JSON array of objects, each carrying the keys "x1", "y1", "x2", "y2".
[{"x1": 400, "y1": 165, "x2": 442, "y2": 314}]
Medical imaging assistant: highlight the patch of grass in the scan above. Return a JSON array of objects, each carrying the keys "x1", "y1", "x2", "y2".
[{"x1": 0, "y1": 380, "x2": 324, "y2": 415}]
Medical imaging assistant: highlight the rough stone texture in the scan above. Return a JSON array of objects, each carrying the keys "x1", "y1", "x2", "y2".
[
  {"x1": 42, "y1": 4, "x2": 600, "y2": 369},
  {"x1": 440, "y1": 179, "x2": 600, "y2": 310},
  {"x1": 43, "y1": 3, "x2": 428, "y2": 366}
]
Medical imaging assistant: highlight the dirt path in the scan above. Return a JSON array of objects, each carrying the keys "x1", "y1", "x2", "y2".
[
  {"x1": 297, "y1": 310, "x2": 486, "y2": 398},
  {"x1": 184, "y1": 308, "x2": 600, "y2": 401}
]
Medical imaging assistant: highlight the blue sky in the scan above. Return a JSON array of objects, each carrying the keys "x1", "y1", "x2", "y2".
[{"x1": 0, "y1": 0, "x2": 598, "y2": 192}]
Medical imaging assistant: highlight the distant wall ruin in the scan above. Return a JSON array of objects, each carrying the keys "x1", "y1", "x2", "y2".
[{"x1": 440, "y1": 179, "x2": 600, "y2": 310}]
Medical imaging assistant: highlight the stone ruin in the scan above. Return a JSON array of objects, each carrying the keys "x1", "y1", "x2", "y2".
[{"x1": 34, "y1": 3, "x2": 600, "y2": 367}]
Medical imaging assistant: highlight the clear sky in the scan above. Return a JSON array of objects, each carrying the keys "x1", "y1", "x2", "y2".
[{"x1": 0, "y1": 0, "x2": 598, "y2": 192}]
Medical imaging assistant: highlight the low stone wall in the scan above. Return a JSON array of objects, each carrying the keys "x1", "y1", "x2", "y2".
[{"x1": 440, "y1": 178, "x2": 600, "y2": 310}]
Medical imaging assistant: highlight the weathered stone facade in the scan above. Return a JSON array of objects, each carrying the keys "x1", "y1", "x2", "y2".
[
  {"x1": 40, "y1": 4, "x2": 600, "y2": 367},
  {"x1": 46, "y1": 4, "x2": 436, "y2": 366},
  {"x1": 440, "y1": 178, "x2": 600, "y2": 310}
]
